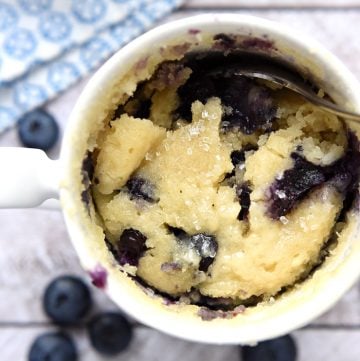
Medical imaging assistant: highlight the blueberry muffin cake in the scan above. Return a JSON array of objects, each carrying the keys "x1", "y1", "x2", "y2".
[{"x1": 79, "y1": 43, "x2": 360, "y2": 316}]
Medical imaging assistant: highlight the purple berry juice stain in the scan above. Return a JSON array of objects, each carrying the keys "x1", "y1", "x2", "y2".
[{"x1": 89, "y1": 265, "x2": 108, "y2": 289}]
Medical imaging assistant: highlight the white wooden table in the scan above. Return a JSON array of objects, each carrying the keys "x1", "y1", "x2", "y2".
[{"x1": 1, "y1": 1, "x2": 360, "y2": 360}]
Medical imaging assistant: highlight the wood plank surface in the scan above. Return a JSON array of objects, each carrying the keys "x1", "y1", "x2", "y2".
[
  {"x1": 1, "y1": 2, "x2": 360, "y2": 360},
  {"x1": 1, "y1": 325, "x2": 360, "y2": 361}
]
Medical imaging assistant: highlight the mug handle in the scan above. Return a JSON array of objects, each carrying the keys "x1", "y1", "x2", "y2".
[{"x1": 0, "y1": 148, "x2": 60, "y2": 208}]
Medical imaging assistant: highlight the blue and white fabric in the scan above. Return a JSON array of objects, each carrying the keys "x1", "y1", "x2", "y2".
[{"x1": 0, "y1": 0, "x2": 183, "y2": 132}]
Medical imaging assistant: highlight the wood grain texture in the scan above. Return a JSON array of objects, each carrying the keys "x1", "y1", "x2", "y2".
[
  {"x1": 0, "y1": 209, "x2": 118, "y2": 323},
  {"x1": 294, "y1": 330, "x2": 360, "y2": 360},
  {"x1": 1, "y1": 5, "x2": 360, "y2": 361},
  {"x1": 1, "y1": 326, "x2": 360, "y2": 361},
  {"x1": 0, "y1": 327, "x2": 240, "y2": 361}
]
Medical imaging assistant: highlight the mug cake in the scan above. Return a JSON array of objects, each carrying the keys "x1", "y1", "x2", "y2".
[{"x1": 78, "y1": 31, "x2": 360, "y2": 321}]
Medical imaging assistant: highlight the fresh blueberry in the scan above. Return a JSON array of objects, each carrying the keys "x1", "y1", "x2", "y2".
[
  {"x1": 28, "y1": 332, "x2": 77, "y2": 361},
  {"x1": 241, "y1": 334, "x2": 297, "y2": 361},
  {"x1": 117, "y1": 228, "x2": 148, "y2": 266},
  {"x1": 18, "y1": 109, "x2": 59, "y2": 151},
  {"x1": 125, "y1": 177, "x2": 156, "y2": 202},
  {"x1": 87, "y1": 312, "x2": 133, "y2": 356},
  {"x1": 43, "y1": 275, "x2": 92, "y2": 325}
]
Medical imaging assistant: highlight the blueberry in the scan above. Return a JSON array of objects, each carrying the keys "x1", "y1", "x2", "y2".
[
  {"x1": 268, "y1": 135, "x2": 360, "y2": 220},
  {"x1": 236, "y1": 183, "x2": 252, "y2": 221},
  {"x1": 219, "y1": 77, "x2": 276, "y2": 134},
  {"x1": 177, "y1": 75, "x2": 217, "y2": 120},
  {"x1": 189, "y1": 233, "x2": 218, "y2": 272},
  {"x1": 125, "y1": 177, "x2": 156, "y2": 203},
  {"x1": 226, "y1": 148, "x2": 255, "y2": 180},
  {"x1": 81, "y1": 151, "x2": 94, "y2": 208},
  {"x1": 166, "y1": 224, "x2": 188, "y2": 241},
  {"x1": 268, "y1": 153, "x2": 325, "y2": 219},
  {"x1": 241, "y1": 334, "x2": 297, "y2": 361},
  {"x1": 230, "y1": 150, "x2": 245, "y2": 167},
  {"x1": 18, "y1": 109, "x2": 59, "y2": 151},
  {"x1": 176, "y1": 64, "x2": 276, "y2": 134},
  {"x1": 28, "y1": 332, "x2": 77, "y2": 361},
  {"x1": 43, "y1": 275, "x2": 92, "y2": 325},
  {"x1": 81, "y1": 189, "x2": 91, "y2": 207},
  {"x1": 166, "y1": 226, "x2": 218, "y2": 272},
  {"x1": 117, "y1": 228, "x2": 148, "y2": 266},
  {"x1": 81, "y1": 151, "x2": 95, "y2": 182},
  {"x1": 326, "y1": 131, "x2": 360, "y2": 193},
  {"x1": 194, "y1": 232, "x2": 217, "y2": 259},
  {"x1": 198, "y1": 257, "x2": 214, "y2": 272},
  {"x1": 87, "y1": 312, "x2": 133, "y2": 356}
]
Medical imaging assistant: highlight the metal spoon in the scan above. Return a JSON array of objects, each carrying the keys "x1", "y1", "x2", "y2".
[{"x1": 231, "y1": 62, "x2": 360, "y2": 122}]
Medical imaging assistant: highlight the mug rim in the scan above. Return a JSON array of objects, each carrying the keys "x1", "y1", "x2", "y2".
[{"x1": 60, "y1": 13, "x2": 360, "y2": 344}]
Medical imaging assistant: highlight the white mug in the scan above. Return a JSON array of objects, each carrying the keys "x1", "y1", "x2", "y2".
[{"x1": 1, "y1": 14, "x2": 360, "y2": 345}]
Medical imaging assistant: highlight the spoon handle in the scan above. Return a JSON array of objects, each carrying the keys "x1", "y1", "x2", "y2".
[
  {"x1": 281, "y1": 78, "x2": 360, "y2": 122},
  {"x1": 234, "y1": 69, "x2": 360, "y2": 122}
]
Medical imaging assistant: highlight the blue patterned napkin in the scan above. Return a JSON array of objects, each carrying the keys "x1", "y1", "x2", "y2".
[{"x1": 0, "y1": 0, "x2": 183, "y2": 133}]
